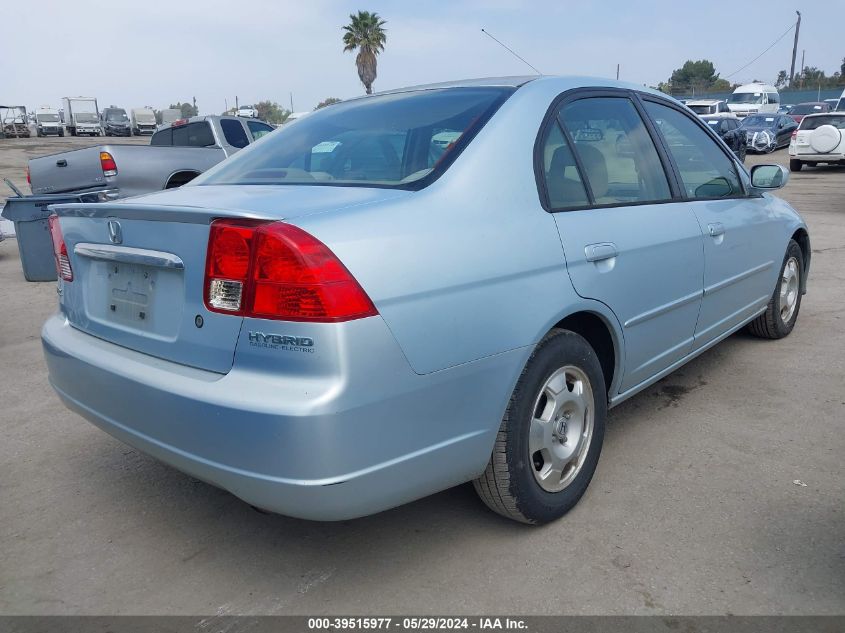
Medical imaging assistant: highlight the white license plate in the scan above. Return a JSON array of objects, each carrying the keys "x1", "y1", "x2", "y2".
[{"x1": 106, "y1": 263, "x2": 157, "y2": 327}]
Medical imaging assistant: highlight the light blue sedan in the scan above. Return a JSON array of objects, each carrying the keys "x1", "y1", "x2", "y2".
[{"x1": 42, "y1": 77, "x2": 809, "y2": 523}]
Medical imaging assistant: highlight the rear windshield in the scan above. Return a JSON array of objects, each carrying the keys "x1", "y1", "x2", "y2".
[
  {"x1": 799, "y1": 115, "x2": 845, "y2": 130},
  {"x1": 790, "y1": 104, "x2": 826, "y2": 115},
  {"x1": 193, "y1": 87, "x2": 513, "y2": 189},
  {"x1": 151, "y1": 121, "x2": 215, "y2": 147},
  {"x1": 687, "y1": 104, "x2": 714, "y2": 114}
]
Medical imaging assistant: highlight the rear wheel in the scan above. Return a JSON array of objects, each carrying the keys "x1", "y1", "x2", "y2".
[
  {"x1": 747, "y1": 240, "x2": 803, "y2": 339},
  {"x1": 789, "y1": 159, "x2": 803, "y2": 172},
  {"x1": 474, "y1": 330, "x2": 606, "y2": 524}
]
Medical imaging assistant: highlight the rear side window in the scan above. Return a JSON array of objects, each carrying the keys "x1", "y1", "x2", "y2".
[
  {"x1": 644, "y1": 101, "x2": 742, "y2": 200},
  {"x1": 172, "y1": 122, "x2": 215, "y2": 147},
  {"x1": 150, "y1": 128, "x2": 172, "y2": 146},
  {"x1": 220, "y1": 119, "x2": 250, "y2": 148},
  {"x1": 247, "y1": 120, "x2": 274, "y2": 140},
  {"x1": 558, "y1": 97, "x2": 671, "y2": 206},
  {"x1": 539, "y1": 122, "x2": 589, "y2": 208}
]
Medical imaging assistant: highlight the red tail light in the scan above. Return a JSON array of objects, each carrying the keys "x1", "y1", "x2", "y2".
[
  {"x1": 204, "y1": 220, "x2": 377, "y2": 322},
  {"x1": 791, "y1": 130, "x2": 798, "y2": 138},
  {"x1": 48, "y1": 215, "x2": 73, "y2": 282},
  {"x1": 100, "y1": 151, "x2": 117, "y2": 177},
  {"x1": 25, "y1": 165, "x2": 30, "y2": 185}
]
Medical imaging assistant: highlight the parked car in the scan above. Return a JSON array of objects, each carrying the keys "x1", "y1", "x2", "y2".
[
  {"x1": 35, "y1": 107, "x2": 63, "y2": 137},
  {"x1": 778, "y1": 104, "x2": 794, "y2": 114},
  {"x1": 789, "y1": 102, "x2": 831, "y2": 125},
  {"x1": 788, "y1": 112, "x2": 845, "y2": 171},
  {"x1": 740, "y1": 113, "x2": 797, "y2": 153},
  {"x1": 28, "y1": 116, "x2": 274, "y2": 198},
  {"x1": 701, "y1": 115, "x2": 746, "y2": 161},
  {"x1": 727, "y1": 83, "x2": 780, "y2": 118},
  {"x1": 42, "y1": 77, "x2": 809, "y2": 524},
  {"x1": 101, "y1": 107, "x2": 132, "y2": 136},
  {"x1": 685, "y1": 99, "x2": 733, "y2": 117},
  {"x1": 237, "y1": 105, "x2": 258, "y2": 118}
]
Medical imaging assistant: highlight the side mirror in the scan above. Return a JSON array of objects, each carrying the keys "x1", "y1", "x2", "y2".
[{"x1": 750, "y1": 164, "x2": 790, "y2": 190}]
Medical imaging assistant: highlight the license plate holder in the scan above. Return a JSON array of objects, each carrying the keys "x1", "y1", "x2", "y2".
[{"x1": 106, "y1": 263, "x2": 157, "y2": 328}]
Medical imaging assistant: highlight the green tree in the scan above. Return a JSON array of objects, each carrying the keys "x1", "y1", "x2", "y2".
[
  {"x1": 841, "y1": 57, "x2": 845, "y2": 78},
  {"x1": 664, "y1": 59, "x2": 725, "y2": 94},
  {"x1": 170, "y1": 101, "x2": 198, "y2": 118},
  {"x1": 775, "y1": 70, "x2": 788, "y2": 88},
  {"x1": 342, "y1": 11, "x2": 387, "y2": 95},
  {"x1": 315, "y1": 97, "x2": 342, "y2": 110},
  {"x1": 254, "y1": 100, "x2": 291, "y2": 125}
]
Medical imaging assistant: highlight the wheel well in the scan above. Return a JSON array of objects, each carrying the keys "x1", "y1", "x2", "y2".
[
  {"x1": 552, "y1": 312, "x2": 616, "y2": 396},
  {"x1": 165, "y1": 171, "x2": 201, "y2": 189},
  {"x1": 791, "y1": 228, "x2": 810, "y2": 292}
]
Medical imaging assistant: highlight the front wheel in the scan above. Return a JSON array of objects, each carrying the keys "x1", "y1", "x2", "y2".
[
  {"x1": 747, "y1": 240, "x2": 803, "y2": 339},
  {"x1": 474, "y1": 330, "x2": 607, "y2": 524},
  {"x1": 789, "y1": 159, "x2": 803, "y2": 172}
]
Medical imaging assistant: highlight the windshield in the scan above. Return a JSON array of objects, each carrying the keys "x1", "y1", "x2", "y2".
[
  {"x1": 37, "y1": 114, "x2": 59, "y2": 122},
  {"x1": 135, "y1": 112, "x2": 155, "y2": 123},
  {"x1": 76, "y1": 113, "x2": 98, "y2": 123},
  {"x1": 790, "y1": 104, "x2": 825, "y2": 115},
  {"x1": 107, "y1": 110, "x2": 128, "y2": 121},
  {"x1": 688, "y1": 104, "x2": 715, "y2": 114},
  {"x1": 729, "y1": 92, "x2": 764, "y2": 105},
  {"x1": 740, "y1": 115, "x2": 775, "y2": 128},
  {"x1": 799, "y1": 115, "x2": 845, "y2": 130},
  {"x1": 194, "y1": 87, "x2": 513, "y2": 189}
]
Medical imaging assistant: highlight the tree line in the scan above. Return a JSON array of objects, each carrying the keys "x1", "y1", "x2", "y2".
[{"x1": 658, "y1": 58, "x2": 845, "y2": 95}]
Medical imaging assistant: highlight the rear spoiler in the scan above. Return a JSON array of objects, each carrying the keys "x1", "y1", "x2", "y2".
[{"x1": 48, "y1": 201, "x2": 278, "y2": 225}]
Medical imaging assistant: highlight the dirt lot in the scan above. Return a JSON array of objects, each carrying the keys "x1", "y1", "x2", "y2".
[{"x1": 0, "y1": 138, "x2": 843, "y2": 616}]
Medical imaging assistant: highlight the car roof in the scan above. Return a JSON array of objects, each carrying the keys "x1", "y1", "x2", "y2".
[
  {"x1": 801, "y1": 111, "x2": 845, "y2": 118},
  {"x1": 686, "y1": 99, "x2": 722, "y2": 105},
  {"x1": 794, "y1": 101, "x2": 828, "y2": 106}
]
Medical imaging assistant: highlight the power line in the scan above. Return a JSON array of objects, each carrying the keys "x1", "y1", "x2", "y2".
[{"x1": 725, "y1": 23, "x2": 796, "y2": 80}]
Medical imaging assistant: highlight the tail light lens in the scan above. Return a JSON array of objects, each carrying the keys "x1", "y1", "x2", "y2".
[
  {"x1": 48, "y1": 215, "x2": 73, "y2": 282},
  {"x1": 204, "y1": 220, "x2": 377, "y2": 322},
  {"x1": 791, "y1": 130, "x2": 798, "y2": 139},
  {"x1": 25, "y1": 165, "x2": 30, "y2": 185},
  {"x1": 100, "y1": 151, "x2": 117, "y2": 177}
]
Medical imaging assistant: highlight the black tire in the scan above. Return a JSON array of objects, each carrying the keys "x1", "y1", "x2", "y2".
[
  {"x1": 474, "y1": 330, "x2": 607, "y2": 524},
  {"x1": 747, "y1": 239, "x2": 803, "y2": 339},
  {"x1": 789, "y1": 159, "x2": 802, "y2": 172}
]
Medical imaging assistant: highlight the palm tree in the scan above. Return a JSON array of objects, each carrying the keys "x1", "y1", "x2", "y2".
[{"x1": 342, "y1": 11, "x2": 387, "y2": 95}]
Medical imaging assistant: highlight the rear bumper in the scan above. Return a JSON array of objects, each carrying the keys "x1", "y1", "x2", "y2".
[
  {"x1": 789, "y1": 151, "x2": 845, "y2": 162},
  {"x1": 42, "y1": 314, "x2": 524, "y2": 520}
]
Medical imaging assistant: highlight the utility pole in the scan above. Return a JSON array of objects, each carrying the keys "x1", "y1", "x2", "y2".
[
  {"x1": 789, "y1": 11, "x2": 801, "y2": 86},
  {"x1": 799, "y1": 50, "x2": 805, "y2": 88},
  {"x1": 290, "y1": 92, "x2": 294, "y2": 112},
  {"x1": 616, "y1": 64, "x2": 620, "y2": 80}
]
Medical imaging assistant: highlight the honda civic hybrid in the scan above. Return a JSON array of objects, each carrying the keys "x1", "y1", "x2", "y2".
[{"x1": 42, "y1": 77, "x2": 809, "y2": 523}]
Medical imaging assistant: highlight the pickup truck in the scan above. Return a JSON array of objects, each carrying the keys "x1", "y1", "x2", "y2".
[{"x1": 27, "y1": 116, "x2": 274, "y2": 199}]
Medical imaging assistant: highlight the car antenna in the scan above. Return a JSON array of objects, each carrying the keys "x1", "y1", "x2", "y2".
[{"x1": 481, "y1": 28, "x2": 542, "y2": 75}]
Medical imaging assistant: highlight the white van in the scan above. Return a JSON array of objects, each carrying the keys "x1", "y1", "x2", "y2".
[{"x1": 727, "y1": 83, "x2": 780, "y2": 118}]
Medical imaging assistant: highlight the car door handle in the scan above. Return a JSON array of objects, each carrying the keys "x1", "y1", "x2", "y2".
[
  {"x1": 708, "y1": 222, "x2": 725, "y2": 237},
  {"x1": 584, "y1": 242, "x2": 617, "y2": 262},
  {"x1": 56, "y1": 159, "x2": 67, "y2": 167}
]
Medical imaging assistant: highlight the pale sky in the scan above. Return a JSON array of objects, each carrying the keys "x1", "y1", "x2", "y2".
[{"x1": 3, "y1": 0, "x2": 842, "y2": 114}]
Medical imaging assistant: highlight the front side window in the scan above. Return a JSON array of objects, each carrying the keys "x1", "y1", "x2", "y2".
[
  {"x1": 247, "y1": 120, "x2": 274, "y2": 140},
  {"x1": 644, "y1": 101, "x2": 742, "y2": 200},
  {"x1": 559, "y1": 97, "x2": 671, "y2": 205},
  {"x1": 729, "y1": 92, "x2": 764, "y2": 105},
  {"x1": 194, "y1": 87, "x2": 513, "y2": 189}
]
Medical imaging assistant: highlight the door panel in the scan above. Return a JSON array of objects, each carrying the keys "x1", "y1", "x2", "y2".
[
  {"x1": 640, "y1": 99, "x2": 777, "y2": 349},
  {"x1": 555, "y1": 205, "x2": 703, "y2": 391},
  {"x1": 546, "y1": 94, "x2": 704, "y2": 393}
]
